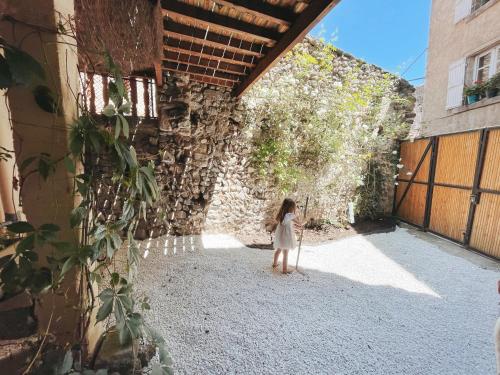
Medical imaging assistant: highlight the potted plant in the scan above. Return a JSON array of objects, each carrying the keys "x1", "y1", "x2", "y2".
[
  {"x1": 464, "y1": 81, "x2": 485, "y2": 104},
  {"x1": 485, "y1": 73, "x2": 500, "y2": 98}
]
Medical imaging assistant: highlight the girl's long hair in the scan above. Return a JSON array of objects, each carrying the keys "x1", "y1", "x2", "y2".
[{"x1": 276, "y1": 198, "x2": 297, "y2": 223}]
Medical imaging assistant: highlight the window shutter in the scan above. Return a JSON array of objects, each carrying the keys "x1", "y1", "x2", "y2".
[
  {"x1": 454, "y1": 0, "x2": 472, "y2": 23},
  {"x1": 446, "y1": 58, "x2": 466, "y2": 109}
]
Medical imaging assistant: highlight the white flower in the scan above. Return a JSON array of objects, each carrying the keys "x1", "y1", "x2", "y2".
[
  {"x1": 395, "y1": 182, "x2": 399, "y2": 186},
  {"x1": 392, "y1": 150, "x2": 398, "y2": 155},
  {"x1": 396, "y1": 164, "x2": 404, "y2": 169},
  {"x1": 406, "y1": 171, "x2": 413, "y2": 176},
  {"x1": 393, "y1": 174, "x2": 399, "y2": 179}
]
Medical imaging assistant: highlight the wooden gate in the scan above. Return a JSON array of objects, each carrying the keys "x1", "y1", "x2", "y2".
[{"x1": 394, "y1": 127, "x2": 500, "y2": 259}]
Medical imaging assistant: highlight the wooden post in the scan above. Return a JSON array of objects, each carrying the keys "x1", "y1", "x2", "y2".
[
  {"x1": 295, "y1": 196, "x2": 309, "y2": 271},
  {"x1": 130, "y1": 78, "x2": 138, "y2": 117}
]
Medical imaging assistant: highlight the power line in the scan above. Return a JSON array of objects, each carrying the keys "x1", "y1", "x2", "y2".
[{"x1": 401, "y1": 47, "x2": 428, "y2": 78}]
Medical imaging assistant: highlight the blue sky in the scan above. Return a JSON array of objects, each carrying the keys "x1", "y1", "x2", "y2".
[{"x1": 311, "y1": 0, "x2": 432, "y2": 85}]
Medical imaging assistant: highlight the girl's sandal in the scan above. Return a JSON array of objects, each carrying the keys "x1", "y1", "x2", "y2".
[{"x1": 272, "y1": 264, "x2": 279, "y2": 270}]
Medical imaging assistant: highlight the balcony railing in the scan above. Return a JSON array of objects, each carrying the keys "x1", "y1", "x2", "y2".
[{"x1": 80, "y1": 72, "x2": 157, "y2": 118}]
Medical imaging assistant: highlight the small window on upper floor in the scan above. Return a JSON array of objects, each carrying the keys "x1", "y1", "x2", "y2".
[
  {"x1": 474, "y1": 45, "x2": 500, "y2": 83},
  {"x1": 472, "y1": 0, "x2": 490, "y2": 12}
]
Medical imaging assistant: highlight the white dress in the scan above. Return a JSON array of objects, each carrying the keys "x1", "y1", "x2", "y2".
[{"x1": 273, "y1": 213, "x2": 297, "y2": 250}]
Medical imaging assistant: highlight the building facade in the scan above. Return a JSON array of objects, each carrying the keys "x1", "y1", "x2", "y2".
[{"x1": 421, "y1": 0, "x2": 500, "y2": 135}]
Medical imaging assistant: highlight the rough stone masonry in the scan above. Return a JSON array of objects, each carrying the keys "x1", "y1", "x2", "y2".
[
  {"x1": 141, "y1": 73, "x2": 245, "y2": 237},
  {"x1": 97, "y1": 43, "x2": 415, "y2": 238}
]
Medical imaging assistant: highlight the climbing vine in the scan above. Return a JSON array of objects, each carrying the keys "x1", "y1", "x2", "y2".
[
  {"x1": 0, "y1": 18, "x2": 172, "y2": 375},
  {"x1": 244, "y1": 38, "x2": 413, "y2": 220}
]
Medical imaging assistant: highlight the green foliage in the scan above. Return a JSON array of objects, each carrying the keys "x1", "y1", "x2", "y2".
[
  {"x1": 0, "y1": 40, "x2": 59, "y2": 113},
  {"x1": 0, "y1": 45, "x2": 171, "y2": 373},
  {"x1": 485, "y1": 72, "x2": 500, "y2": 89},
  {"x1": 245, "y1": 39, "x2": 411, "y2": 220},
  {"x1": 464, "y1": 82, "x2": 485, "y2": 96}
]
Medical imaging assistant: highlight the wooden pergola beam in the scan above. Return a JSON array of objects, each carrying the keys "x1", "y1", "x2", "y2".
[
  {"x1": 163, "y1": 50, "x2": 248, "y2": 76},
  {"x1": 210, "y1": 0, "x2": 296, "y2": 27},
  {"x1": 233, "y1": 0, "x2": 341, "y2": 97},
  {"x1": 164, "y1": 38, "x2": 257, "y2": 68},
  {"x1": 161, "y1": 0, "x2": 281, "y2": 46},
  {"x1": 164, "y1": 19, "x2": 267, "y2": 58},
  {"x1": 163, "y1": 61, "x2": 242, "y2": 83},
  {"x1": 164, "y1": 68, "x2": 235, "y2": 88}
]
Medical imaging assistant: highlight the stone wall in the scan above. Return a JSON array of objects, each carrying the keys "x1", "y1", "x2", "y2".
[
  {"x1": 205, "y1": 45, "x2": 416, "y2": 233},
  {"x1": 142, "y1": 73, "x2": 244, "y2": 236},
  {"x1": 97, "y1": 44, "x2": 414, "y2": 237}
]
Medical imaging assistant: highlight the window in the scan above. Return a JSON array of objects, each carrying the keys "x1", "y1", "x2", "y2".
[
  {"x1": 474, "y1": 45, "x2": 500, "y2": 82},
  {"x1": 472, "y1": 0, "x2": 490, "y2": 12},
  {"x1": 496, "y1": 46, "x2": 500, "y2": 74}
]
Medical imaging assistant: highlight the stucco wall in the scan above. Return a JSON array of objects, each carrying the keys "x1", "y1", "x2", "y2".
[{"x1": 421, "y1": 0, "x2": 500, "y2": 136}]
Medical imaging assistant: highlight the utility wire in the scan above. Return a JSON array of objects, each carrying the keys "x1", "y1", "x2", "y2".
[{"x1": 401, "y1": 47, "x2": 428, "y2": 78}]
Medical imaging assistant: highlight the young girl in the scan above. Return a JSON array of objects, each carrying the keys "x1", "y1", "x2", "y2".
[{"x1": 272, "y1": 198, "x2": 302, "y2": 274}]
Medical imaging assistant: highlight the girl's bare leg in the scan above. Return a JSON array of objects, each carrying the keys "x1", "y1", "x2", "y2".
[
  {"x1": 282, "y1": 250, "x2": 289, "y2": 274},
  {"x1": 273, "y1": 249, "x2": 281, "y2": 268}
]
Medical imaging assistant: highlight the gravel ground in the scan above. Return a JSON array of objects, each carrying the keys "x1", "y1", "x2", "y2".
[{"x1": 136, "y1": 228, "x2": 499, "y2": 375}]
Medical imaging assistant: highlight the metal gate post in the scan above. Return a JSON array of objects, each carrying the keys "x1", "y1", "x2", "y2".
[
  {"x1": 464, "y1": 128, "x2": 489, "y2": 246},
  {"x1": 423, "y1": 136, "x2": 439, "y2": 230}
]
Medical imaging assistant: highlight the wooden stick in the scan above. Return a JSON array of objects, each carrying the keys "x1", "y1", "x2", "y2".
[{"x1": 295, "y1": 196, "x2": 309, "y2": 271}]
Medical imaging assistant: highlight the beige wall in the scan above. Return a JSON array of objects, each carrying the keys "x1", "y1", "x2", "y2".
[
  {"x1": 0, "y1": 0, "x2": 84, "y2": 346},
  {"x1": 422, "y1": 0, "x2": 500, "y2": 136}
]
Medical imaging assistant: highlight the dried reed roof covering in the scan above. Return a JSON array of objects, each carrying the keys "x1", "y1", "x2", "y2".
[
  {"x1": 162, "y1": 0, "x2": 341, "y2": 96},
  {"x1": 75, "y1": 0, "x2": 161, "y2": 76}
]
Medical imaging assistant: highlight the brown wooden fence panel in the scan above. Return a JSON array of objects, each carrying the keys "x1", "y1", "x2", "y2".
[
  {"x1": 394, "y1": 127, "x2": 500, "y2": 259},
  {"x1": 399, "y1": 139, "x2": 431, "y2": 182},
  {"x1": 434, "y1": 132, "x2": 479, "y2": 187},
  {"x1": 429, "y1": 186, "x2": 471, "y2": 241},
  {"x1": 480, "y1": 129, "x2": 500, "y2": 191},
  {"x1": 395, "y1": 181, "x2": 427, "y2": 226},
  {"x1": 470, "y1": 194, "x2": 500, "y2": 258}
]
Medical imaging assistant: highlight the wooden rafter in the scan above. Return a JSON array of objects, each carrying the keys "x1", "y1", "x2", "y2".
[
  {"x1": 160, "y1": 0, "x2": 340, "y2": 94},
  {"x1": 164, "y1": 50, "x2": 248, "y2": 76},
  {"x1": 164, "y1": 19, "x2": 267, "y2": 58},
  {"x1": 209, "y1": 0, "x2": 296, "y2": 27},
  {"x1": 234, "y1": 0, "x2": 341, "y2": 97},
  {"x1": 161, "y1": 0, "x2": 281, "y2": 46},
  {"x1": 163, "y1": 61, "x2": 242, "y2": 83},
  {"x1": 164, "y1": 38, "x2": 257, "y2": 68},
  {"x1": 164, "y1": 69, "x2": 235, "y2": 88}
]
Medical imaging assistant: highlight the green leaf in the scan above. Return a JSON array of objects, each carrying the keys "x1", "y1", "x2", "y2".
[
  {"x1": 0, "y1": 54, "x2": 13, "y2": 89},
  {"x1": 39, "y1": 223, "x2": 60, "y2": 232},
  {"x1": 118, "y1": 323, "x2": 131, "y2": 346},
  {"x1": 7, "y1": 221, "x2": 35, "y2": 233},
  {"x1": 60, "y1": 350, "x2": 73, "y2": 374},
  {"x1": 114, "y1": 116, "x2": 122, "y2": 139},
  {"x1": 5, "y1": 45, "x2": 46, "y2": 86},
  {"x1": 118, "y1": 102, "x2": 131, "y2": 114},
  {"x1": 19, "y1": 156, "x2": 37, "y2": 173},
  {"x1": 99, "y1": 288, "x2": 114, "y2": 302},
  {"x1": 96, "y1": 297, "x2": 113, "y2": 322},
  {"x1": 60, "y1": 256, "x2": 77, "y2": 276},
  {"x1": 102, "y1": 104, "x2": 116, "y2": 117},
  {"x1": 69, "y1": 125, "x2": 84, "y2": 156},
  {"x1": 111, "y1": 272, "x2": 120, "y2": 286},
  {"x1": 119, "y1": 114, "x2": 129, "y2": 138},
  {"x1": 33, "y1": 85, "x2": 58, "y2": 113},
  {"x1": 16, "y1": 235, "x2": 35, "y2": 253},
  {"x1": 22, "y1": 250, "x2": 38, "y2": 262},
  {"x1": 64, "y1": 156, "x2": 76, "y2": 174},
  {"x1": 108, "y1": 81, "x2": 122, "y2": 108},
  {"x1": 70, "y1": 206, "x2": 86, "y2": 228}
]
